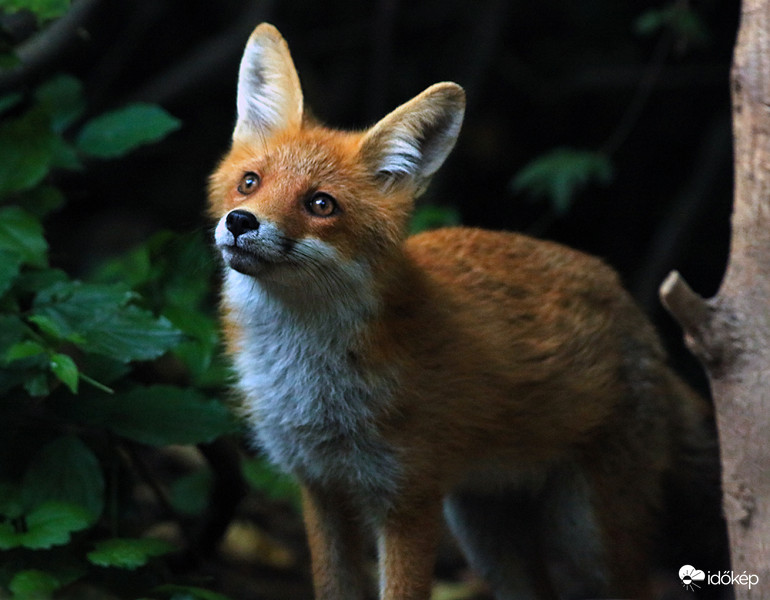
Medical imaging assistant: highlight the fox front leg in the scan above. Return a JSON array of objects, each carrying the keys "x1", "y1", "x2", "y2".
[
  {"x1": 301, "y1": 485, "x2": 372, "y2": 600},
  {"x1": 377, "y1": 496, "x2": 443, "y2": 600}
]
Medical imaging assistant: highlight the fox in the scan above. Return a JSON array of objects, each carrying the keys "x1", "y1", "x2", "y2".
[{"x1": 209, "y1": 23, "x2": 724, "y2": 600}]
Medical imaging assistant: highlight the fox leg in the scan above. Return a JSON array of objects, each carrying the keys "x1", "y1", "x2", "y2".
[
  {"x1": 443, "y1": 490, "x2": 558, "y2": 600},
  {"x1": 377, "y1": 495, "x2": 443, "y2": 600},
  {"x1": 300, "y1": 484, "x2": 371, "y2": 600}
]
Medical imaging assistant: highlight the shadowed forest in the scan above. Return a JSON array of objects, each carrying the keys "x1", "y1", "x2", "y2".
[{"x1": 0, "y1": 1, "x2": 739, "y2": 599}]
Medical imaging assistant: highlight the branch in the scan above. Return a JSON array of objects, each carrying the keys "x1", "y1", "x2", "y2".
[
  {"x1": 659, "y1": 270, "x2": 717, "y2": 364},
  {"x1": 0, "y1": 0, "x2": 101, "y2": 92}
]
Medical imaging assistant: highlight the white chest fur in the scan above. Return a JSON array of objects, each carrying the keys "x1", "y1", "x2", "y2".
[{"x1": 222, "y1": 269, "x2": 402, "y2": 503}]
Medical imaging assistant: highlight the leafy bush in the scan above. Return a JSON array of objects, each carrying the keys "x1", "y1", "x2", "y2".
[
  {"x1": 0, "y1": 7, "x2": 297, "y2": 599},
  {"x1": 510, "y1": 148, "x2": 613, "y2": 216}
]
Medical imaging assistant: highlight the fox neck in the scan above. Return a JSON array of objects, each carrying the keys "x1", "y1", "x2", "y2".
[{"x1": 222, "y1": 254, "x2": 407, "y2": 499}]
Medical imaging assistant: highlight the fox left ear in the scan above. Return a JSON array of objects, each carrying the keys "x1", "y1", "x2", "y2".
[
  {"x1": 359, "y1": 82, "x2": 465, "y2": 191},
  {"x1": 234, "y1": 23, "x2": 303, "y2": 142}
]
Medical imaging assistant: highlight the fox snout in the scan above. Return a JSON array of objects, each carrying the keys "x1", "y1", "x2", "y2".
[
  {"x1": 214, "y1": 209, "x2": 272, "y2": 276},
  {"x1": 226, "y1": 209, "x2": 259, "y2": 239}
]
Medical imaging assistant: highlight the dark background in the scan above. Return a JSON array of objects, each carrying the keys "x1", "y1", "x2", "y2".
[{"x1": 2, "y1": 0, "x2": 739, "y2": 377}]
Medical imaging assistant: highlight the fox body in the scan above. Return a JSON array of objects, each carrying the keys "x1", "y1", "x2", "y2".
[{"x1": 210, "y1": 23, "x2": 717, "y2": 600}]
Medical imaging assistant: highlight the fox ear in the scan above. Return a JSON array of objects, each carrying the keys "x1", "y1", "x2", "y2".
[
  {"x1": 234, "y1": 23, "x2": 303, "y2": 142},
  {"x1": 359, "y1": 82, "x2": 465, "y2": 191}
]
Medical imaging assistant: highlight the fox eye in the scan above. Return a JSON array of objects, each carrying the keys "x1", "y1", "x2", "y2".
[
  {"x1": 237, "y1": 172, "x2": 260, "y2": 195},
  {"x1": 306, "y1": 192, "x2": 338, "y2": 217}
]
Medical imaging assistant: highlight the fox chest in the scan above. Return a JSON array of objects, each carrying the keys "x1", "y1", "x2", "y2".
[{"x1": 231, "y1": 304, "x2": 402, "y2": 501}]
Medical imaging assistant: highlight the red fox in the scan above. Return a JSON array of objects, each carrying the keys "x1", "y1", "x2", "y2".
[{"x1": 210, "y1": 23, "x2": 722, "y2": 600}]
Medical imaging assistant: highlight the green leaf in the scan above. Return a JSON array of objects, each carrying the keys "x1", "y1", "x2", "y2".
[
  {"x1": 0, "y1": 501, "x2": 91, "y2": 550},
  {"x1": 4, "y1": 340, "x2": 46, "y2": 363},
  {"x1": 91, "y1": 242, "x2": 153, "y2": 289},
  {"x1": 242, "y1": 457, "x2": 299, "y2": 508},
  {"x1": 87, "y1": 537, "x2": 175, "y2": 570},
  {"x1": 410, "y1": 205, "x2": 461, "y2": 235},
  {"x1": 9, "y1": 569, "x2": 61, "y2": 600},
  {"x1": 0, "y1": 109, "x2": 59, "y2": 195},
  {"x1": 511, "y1": 148, "x2": 613, "y2": 215},
  {"x1": 50, "y1": 352, "x2": 78, "y2": 393},
  {"x1": 49, "y1": 136, "x2": 82, "y2": 171},
  {"x1": 0, "y1": 207, "x2": 48, "y2": 268},
  {"x1": 635, "y1": 5, "x2": 709, "y2": 46},
  {"x1": 0, "y1": 52, "x2": 21, "y2": 70},
  {"x1": 0, "y1": 315, "x2": 26, "y2": 358},
  {"x1": 0, "y1": 249, "x2": 22, "y2": 297},
  {"x1": 21, "y1": 436, "x2": 104, "y2": 521},
  {"x1": 58, "y1": 385, "x2": 238, "y2": 446},
  {"x1": 12, "y1": 267, "x2": 67, "y2": 296},
  {"x1": 23, "y1": 373, "x2": 49, "y2": 397},
  {"x1": 13, "y1": 186, "x2": 66, "y2": 219},
  {"x1": 32, "y1": 281, "x2": 182, "y2": 362},
  {"x1": 2, "y1": 0, "x2": 72, "y2": 21},
  {"x1": 34, "y1": 74, "x2": 85, "y2": 132},
  {"x1": 76, "y1": 103, "x2": 181, "y2": 159}
]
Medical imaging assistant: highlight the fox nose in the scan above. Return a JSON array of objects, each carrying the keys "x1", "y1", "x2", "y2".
[{"x1": 226, "y1": 209, "x2": 259, "y2": 238}]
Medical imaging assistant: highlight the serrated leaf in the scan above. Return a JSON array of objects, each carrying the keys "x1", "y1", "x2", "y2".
[
  {"x1": 0, "y1": 207, "x2": 48, "y2": 268},
  {"x1": 58, "y1": 385, "x2": 238, "y2": 446},
  {"x1": 21, "y1": 436, "x2": 104, "y2": 521},
  {"x1": 76, "y1": 103, "x2": 181, "y2": 159},
  {"x1": 13, "y1": 267, "x2": 67, "y2": 295},
  {"x1": 32, "y1": 281, "x2": 182, "y2": 362},
  {"x1": 511, "y1": 148, "x2": 613, "y2": 215},
  {"x1": 87, "y1": 538, "x2": 175, "y2": 570},
  {"x1": 9, "y1": 569, "x2": 61, "y2": 599},
  {"x1": 25, "y1": 501, "x2": 91, "y2": 549},
  {"x1": 0, "y1": 501, "x2": 91, "y2": 550},
  {"x1": 50, "y1": 352, "x2": 78, "y2": 393}
]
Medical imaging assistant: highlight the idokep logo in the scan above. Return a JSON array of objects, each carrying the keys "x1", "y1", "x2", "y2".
[
  {"x1": 679, "y1": 565, "x2": 706, "y2": 591},
  {"x1": 679, "y1": 564, "x2": 760, "y2": 592}
]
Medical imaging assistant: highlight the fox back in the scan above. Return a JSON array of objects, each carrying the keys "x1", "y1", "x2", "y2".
[{"x1": 209, "y1": 23, "x2": 724, "y2": 600}]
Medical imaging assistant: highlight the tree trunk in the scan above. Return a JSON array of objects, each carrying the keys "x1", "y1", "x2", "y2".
[{"x1": 659, "y1": 1, "x2": 770, "y2": 597}]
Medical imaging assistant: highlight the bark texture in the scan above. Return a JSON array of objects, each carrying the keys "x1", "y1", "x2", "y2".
[{"x1": 660, "y1": 1, "x2": 770, "y2": 596}]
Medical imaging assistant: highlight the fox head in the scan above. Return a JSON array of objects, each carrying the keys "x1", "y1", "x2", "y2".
[{"x1": 209, "y1": 23, "x2": 465, "y2": 290}]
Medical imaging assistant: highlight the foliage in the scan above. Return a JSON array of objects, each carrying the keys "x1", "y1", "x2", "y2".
[
  {"x1": 0, "y1": 0, "x2": 71, "y2": 22},
  {"x1": 510, "y1": 148, "x2": 613, "y2": 216},
  {"x1": 635, "y1": 3, "x2": 710, "y2": 48},
  {"x1": 0, "y1": 15, "x2": 285, "y2": 598},
  {"x1": 410, "y1": 204, "x2": 462, "y2": 234}
]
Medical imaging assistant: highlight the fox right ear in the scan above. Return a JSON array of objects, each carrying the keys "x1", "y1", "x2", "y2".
[
  {"x1": 233, "y1": 23, "x2": 303, "y2": 142},
  {"x1": 359, "y1": 82, "x2": 465, "y2": 192}
]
